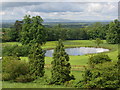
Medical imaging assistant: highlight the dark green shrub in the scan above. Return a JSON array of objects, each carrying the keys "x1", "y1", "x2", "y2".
[
  {"x1": 15, "y1": 74, "x2": 34, "y2": 83},
  {"x1": 2, "y1": 56, "x2": 30, "y2": 81},
  {"x1": 2, "y1": 73, "x2": 11, "y2": 81},
  {"x1": 76, "y1": 62, "x2": 120, "y2": 88},
  {"x1": 2, "y1": 56, "x2": 20, "y2": 72},
  {"x1": 3, "y1": 45, "x2": 30, "y2": 57},
  {"x1": 13, "y1": 45, "x2": 30, "y2": 56},
  {"x1": 89, "y1": 54, "x2": 111, "y2": 67},
  {"x1": 2, "y1": 45, "x2": 18, "y2": 56}
]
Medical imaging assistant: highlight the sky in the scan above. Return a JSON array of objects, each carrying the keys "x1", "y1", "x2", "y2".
[{"x1": 0, "y1": 1, "x2": 119, "y2": 22}]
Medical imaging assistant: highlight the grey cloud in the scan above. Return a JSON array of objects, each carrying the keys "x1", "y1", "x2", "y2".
[
  {"x1": 2, "y1": 2, "x2": 43, "y2": 10},
  {"x1": 1, "y1": 2, "x2": 118, "y2": 21},
  {"x1": 2, "y1": 2, "x2": 85, "y2": 12}
]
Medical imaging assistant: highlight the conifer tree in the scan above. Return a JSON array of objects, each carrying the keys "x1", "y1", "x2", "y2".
[
  {"x1": 28, "y1": 43, "x2": 45, "y2": 78},
  {"x1": 50, "y1": 39, "x2": 74, "y2": 84}
]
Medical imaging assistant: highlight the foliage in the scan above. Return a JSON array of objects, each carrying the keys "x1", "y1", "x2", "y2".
[
  {"x1": 2, "y1": 20, "x2": 22, "y2": 42},
  {"x1": 2, "y1": 56, "x2": 30, "y2": 82},
  {"x1": 86, "y1": 22, "x2": 108, "y2": 40},
  {"x1": 29, "y1": 43, "x2": 45, "y2": 79},
  {"x1": 2, "y1": 73, "x2": 12, "y2": 81},
  {"x1": 1, "y1": 40, "x2": 119, "y2": 88},
  {"x1": 50, "y1": 39, "x2": 75, "y2": 85},
  {"x1": 94, "y1": 38, "x2": 103, "y2": 46},
  {"x1": 88, "y1": 54, "x2": 111, "y2": 67},
  {"x1": 3, "y1": 19, "x2": 119, "y2": 43},
  {"x1": 76, "y1": 62, "x2": 120, "y2": 88},
  {"x1": 3, "y1": 45, "x2": 30, "y2": 57},
  {"x1": 15, "y1": 74, "x2": 34, "y2": 83},
  {"x1": 106, "y1": 19, "x2": 120, "y2": 44},
  {"x1": 13, "y1": 20, "x2": 23, "y2": 41},
  {"x1": 20, "y1": 15, "x2": 47, "y2": 45},
  {"x1": 2, "y1": 28, "x2": 14, "y2": 42},
  {"x1": 47, "y1": 27, "x2": 88, "y2": 41},
  {"x1": 67, "y1": 28, "x2": 88, "y2": 40},
  {"x1": 2, "y1": 45, "x2": 18, "y2": 56}
]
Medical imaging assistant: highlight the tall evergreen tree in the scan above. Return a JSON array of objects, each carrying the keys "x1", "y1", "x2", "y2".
[
  {"x1": 50, "y1": 39, "x2": 74, "y2": 84},
  {"x1": 28, "y1": 43, "x2": 45, "y2": 78}
]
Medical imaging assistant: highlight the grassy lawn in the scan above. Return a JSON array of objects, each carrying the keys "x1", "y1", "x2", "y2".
[{"x1": 1, "y1": 40, "x2": 118, "y2": 88}]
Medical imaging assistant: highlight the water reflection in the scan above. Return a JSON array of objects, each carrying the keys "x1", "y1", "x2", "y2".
[{"x1": 45, "y1": 47, "x2": 109, "y2": 57}]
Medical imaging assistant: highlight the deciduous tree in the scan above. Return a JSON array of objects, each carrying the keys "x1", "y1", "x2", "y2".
[
  {"x1": 20, "y1": 15, "x2": 47, "y2": 45},
  {"x1": 106, "y1": 19, "x2": 120, "y2": 44}
]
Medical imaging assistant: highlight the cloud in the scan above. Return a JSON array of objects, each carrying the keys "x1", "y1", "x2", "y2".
[
  {"x1": 84, "y1": 2, "x2": 118, "y2": 17},
  {"x1": 1, "y1": 2, "x2": 118, "y2": 21},
  {"x1": 2, "y1": 2, "x2": 43, "y2": 10},
  {"x1": 1, "y1": 0, "x2": 119, "y2": 2}
]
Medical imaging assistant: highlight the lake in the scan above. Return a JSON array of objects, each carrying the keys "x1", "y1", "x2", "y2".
[{"x1": 45, "y1": 47, "x2": 109, "y2": 57}]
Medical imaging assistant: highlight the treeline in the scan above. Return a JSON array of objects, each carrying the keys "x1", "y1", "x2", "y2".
[
  {"x1": 44, "y1": 24, "x2": 88, "y2": 28},
  {"x1": 2, "y1": 16, "x2": 120, "y2": 44},
  {"x1": 47, "y1": 26, "x2": 88, "y2": 41}
]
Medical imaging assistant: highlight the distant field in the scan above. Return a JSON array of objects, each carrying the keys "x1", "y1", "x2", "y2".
[{"x1": 2, "y1": 40, "x2": 118, "y2": 88}]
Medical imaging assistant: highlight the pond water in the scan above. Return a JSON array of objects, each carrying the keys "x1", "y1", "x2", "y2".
[{"x1": 45, "y1": 47, "x2": 109, "y2": 57}]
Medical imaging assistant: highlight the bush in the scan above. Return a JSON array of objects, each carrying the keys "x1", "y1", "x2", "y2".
[
  {"x1": 94, "y1": 38, "x2": 103, "y2": 46},
  {"x1": 76, "y1": 62, "x2": 120, "y2": 88},
  {"x1": 2, "y1": 73, "x2": 12, "y2": 81},
  {"x1": 15, "y1": 74, "x2": 34, "y2": 83},
  {"x1": 13, "y1": 45, "x2": 30, "y2": 57},
  {"x1": 2, "y1": 45, "x2": 18, "y2": 56},
  {"x1": 3, "y1": 45, "x2": 30, "y2": 57},
  {"x1": 89, "y1": 54, "x2": 111, "y2": 67},
  {"x1": 2, "y1": 56, "x2": 31, "y2": 81},
  {"x1": 2, "y1": 56, "x2": 20, "y2": 72}
]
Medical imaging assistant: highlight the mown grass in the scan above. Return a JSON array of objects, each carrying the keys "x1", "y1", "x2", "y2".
[{"x1": 1, "y1": 40, "x2": 118, "y2": 88}]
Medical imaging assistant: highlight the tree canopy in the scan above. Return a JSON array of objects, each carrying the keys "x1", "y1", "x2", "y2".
[
  {"x1": 106, "y1": 19, "x2": 120, "y2": 44},
  {"x1": 20, "y1": 15, "x2": 47, "y2": 45}
]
